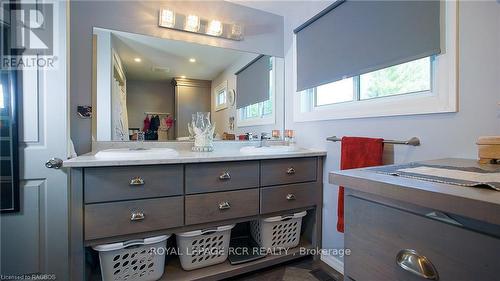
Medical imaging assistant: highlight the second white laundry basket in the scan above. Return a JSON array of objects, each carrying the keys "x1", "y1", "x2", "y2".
[{"x1": 175, "y1": 224, "x2": 235, "y2": 270}]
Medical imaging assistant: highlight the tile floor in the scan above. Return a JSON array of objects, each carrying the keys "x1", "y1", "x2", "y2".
[{"x1": 227, "y1": 257, "x2": 342, "y2": 281}]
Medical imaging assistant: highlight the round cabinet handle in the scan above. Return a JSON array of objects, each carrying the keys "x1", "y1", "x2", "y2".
[
  {"x1": 396, "y1": 249, "x2": 439, "y2": 280},
  {"x1": 286, "y1": 167, "x2": 296, "y2": 175},
  {"x1": 219, "y1": 201, "x2": 231, "y2": 210},
  {"x1": 219, "y1": 171, "x2": 231, "y2": 181},
  {"x1": 129, "y1": 177, "x2": 145, "y2": 186},
  {"x1": 130, "y1": 211, "x2": 145, "y2": 221},
  {"x1": 286, "y1": 193, "x2": 296, "y2": 200}
]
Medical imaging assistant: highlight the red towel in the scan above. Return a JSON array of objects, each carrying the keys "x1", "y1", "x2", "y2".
[{"x1": 337, "y1": 137, "x2": 384, "y2": 233}]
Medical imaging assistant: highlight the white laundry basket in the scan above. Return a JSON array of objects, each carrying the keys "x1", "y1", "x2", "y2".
[
  {"x1": 92, "y1": 235, "x2": 169, "y2": 281},
  {"x1": 250, "y1": 211, "x2": 307, "y2": 250},
  {"x1": 175, "y1": 224, "x2": 235, "y2": 270}
]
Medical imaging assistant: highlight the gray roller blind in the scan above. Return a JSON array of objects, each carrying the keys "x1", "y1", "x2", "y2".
[
  {"x1": 235, "y1": 55, "x2": 270, "y2": 109},
  {"x1": 294, "y1": 0, "x2": 441, "y2": 92}
]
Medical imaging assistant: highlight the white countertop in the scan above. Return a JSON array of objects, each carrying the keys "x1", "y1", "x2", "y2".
[{"x1": 63, "y1": 147, "x2": 326, "y2": 168}]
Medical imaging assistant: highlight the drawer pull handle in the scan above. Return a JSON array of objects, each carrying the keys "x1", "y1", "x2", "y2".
[
  {"x1": 219, "y1": 201, "x2": 231, "y2": 210},
  {"x1": 130, "y1": 211, "x2": 145, "y2": 221},
  {"x1": 425, "y1": 211, "x2": 463, "y2": 226},
  {"x1": 286, "y1": 167, "x2": 296, "y2": 175},
  {"x1": 396, "y1": 249, "x2": 438, "y2": 280},
  {"x1": 129, "y1": 177, "x2": 145, "y2": 186},
  {"x1": 286, "y1": 193, "x2": 296, "y2": 200},
  {"x1": 219, "y1": 171, "x2": 231, "y2": 181}
]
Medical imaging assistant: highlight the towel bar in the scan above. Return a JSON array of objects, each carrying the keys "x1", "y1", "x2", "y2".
[{"x1": 326, "y1": 136, "x2": 420, "y2": 146}]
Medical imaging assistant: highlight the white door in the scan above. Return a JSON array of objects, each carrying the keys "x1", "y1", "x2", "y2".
[{"x1": 0, "y1": 1, "x2": 69, "y2": 280}]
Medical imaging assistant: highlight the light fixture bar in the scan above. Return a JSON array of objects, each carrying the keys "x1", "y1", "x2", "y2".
[{"x1": 158, "y1": 9, "x2": 244, "y2": 41}]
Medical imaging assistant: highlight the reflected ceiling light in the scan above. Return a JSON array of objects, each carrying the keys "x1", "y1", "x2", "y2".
[
  {"x1": 207, "y1": 20, "x2": 223, "y2": 36},
  {"x1": 159, "y1": 9, "x2": 175, "y2": 28},
  {"x1": 189, "y1": 58, "x2": 196, "y2": 63},
  {"x1": 185, "y1": 15, "x2": 200, "y2": 32},
  {"x1": 134, "y1": 57, "x2": 142, "y2": 62}
]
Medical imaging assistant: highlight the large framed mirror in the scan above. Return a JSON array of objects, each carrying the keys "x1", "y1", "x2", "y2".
[{"x1": 92, "y1": 28, "x2": 284, "y2": 142}]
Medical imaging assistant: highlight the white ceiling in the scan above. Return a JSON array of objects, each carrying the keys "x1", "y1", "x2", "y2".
[{"x1": 110, "y1": 30, "x2": 256, "y2": 81}]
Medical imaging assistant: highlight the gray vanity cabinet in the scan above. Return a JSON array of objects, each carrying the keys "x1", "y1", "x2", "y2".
[
  {"x1": 346, "y1": 196, "x2": 500, "y2": 281},
  {"x1": 70, "y1": 156, "x2": 324, "y2": 281},
  {"x1": 330, "y1": 159, "x2": 500, "y2": 281}
]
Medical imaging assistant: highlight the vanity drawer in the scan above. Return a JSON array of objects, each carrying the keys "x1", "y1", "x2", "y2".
[
  {"x1": 260, "y1": 183, "x2": 320, "y2": 214},
  {"x1": 84, "y1": 196, "x2": 183, "y2": 240},
  {"x1": 345, "y1": 196, "x2": 500, "y2": 281},
  {"x1": 185, "y1": 161, "x2": 259, "y2": 194},
  {"x1": 84, "y1": 165, "x2": 183, "y2": 203},
  {"x1": 185, "y1": 189, "x2": 259, "y2": 225},
  {"x1": 260, "y1": 157, "x2": 317, "y2": 186}
]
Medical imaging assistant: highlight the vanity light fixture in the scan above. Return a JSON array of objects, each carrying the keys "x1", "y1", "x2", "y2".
[
  {"x1": 207, "y1": 20, "x2": 223, "y2": 36},
  {"x1": 159, "y1": 9, "x2": 175, "y2": 28},
  {"x1": 185, "y1": 14, "x2": 200, "y2": 32},
  {"x1": 134, "y1": 57, "x2": 142, "y2": 62},
  {"x1": 158, "y1": 9, "x2": 243, "y2": 41},
  {"x1": 189, "y1": 58, "x2": 196, "y2": 63}
]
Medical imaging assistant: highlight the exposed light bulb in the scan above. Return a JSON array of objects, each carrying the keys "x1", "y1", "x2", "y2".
[
  {"x1": 159, "y1": 9, "x2": 175, "y2": 28},
  {"x1": 207, "y1": 20, "x2": 223, "y2": 36},
  {"x1": 134, "y1": 57, "x2": 142, "y2": 62},
  {"x1": 189, "y1": 58, "x2": 196, "y2": 63},
  {"x1": 231, "y1": 24, "x2": 243, "y2": 39},
  {"x1": 185, "y1": 14, "x2": 200, "y2": 32}
]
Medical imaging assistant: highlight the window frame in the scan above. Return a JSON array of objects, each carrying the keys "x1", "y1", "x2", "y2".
[
  {"x1": 293, "y1": 1, "x2": 457, "y2": 122},
  {"x1": 237, "y1": 57, "x2": 276, "y2": 127},
  {"x1": 213, "y1": 80, "x2": 228, "y2": 112}
]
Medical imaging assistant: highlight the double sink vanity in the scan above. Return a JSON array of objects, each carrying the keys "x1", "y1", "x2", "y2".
[{"x1": 65, "y1": 142, "x2": 326, "y2": 280}]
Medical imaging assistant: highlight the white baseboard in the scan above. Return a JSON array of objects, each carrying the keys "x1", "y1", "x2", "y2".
[{"x1": 320, "y1": 254, "x2": 344, "y2": 275}]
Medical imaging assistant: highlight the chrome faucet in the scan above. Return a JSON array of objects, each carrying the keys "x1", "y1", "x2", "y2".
[{"x1": 259, "y1": 132, "x2": 271, "y2": 147}]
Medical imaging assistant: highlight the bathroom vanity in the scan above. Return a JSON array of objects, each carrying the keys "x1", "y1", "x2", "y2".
[
  {"x1": 65, "y1": 145, "x2": 326, "y2": 280},
  {"x1": 330, "y1": 158, "x2": 500, "y2": 281}
]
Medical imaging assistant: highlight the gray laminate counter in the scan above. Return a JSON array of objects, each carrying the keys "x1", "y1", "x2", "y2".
[
  {"x1": 64, "y1": 148, "x2": 326, "y2": 168},
  {"x1": 329, "y1": 158, "x2": 500, "y2": 225}
]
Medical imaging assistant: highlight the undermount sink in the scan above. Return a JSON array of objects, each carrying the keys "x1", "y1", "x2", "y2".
[
  {"x1": 94, "y1": 148, "x2": 179, "y2": 159},
  {"x1": 239, "y1": 145, "x2": 299, "y2": 154}
]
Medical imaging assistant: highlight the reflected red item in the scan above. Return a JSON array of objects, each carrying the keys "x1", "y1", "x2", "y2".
[
  {"x1": 143, "y1": 116, "x2": 151, "y2": 132},
  {"x1": 337, "y1": 137, "x2": 384, "y2": 233},
  {"x1": 165, "y1": 116, "x2": 173, "y2": 129}
]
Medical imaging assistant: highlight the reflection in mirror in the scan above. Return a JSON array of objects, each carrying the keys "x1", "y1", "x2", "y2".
[{"x1": 92, "y1": 28, "x2": 284, "y2": 142}]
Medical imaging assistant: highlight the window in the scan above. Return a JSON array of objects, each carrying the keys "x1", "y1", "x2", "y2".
[
  {"x1": 312, "y1": 57, "x2": 432, "y2": 108},
  {"x1": 238, "y1": 57, "x2": 275, "y2": 127},
  {"x1": 213, "y1": 81, "x2": 228, "y2": 111},
  {"x1": 294, "y1": 1, "x2": 458, "y2": 122}
]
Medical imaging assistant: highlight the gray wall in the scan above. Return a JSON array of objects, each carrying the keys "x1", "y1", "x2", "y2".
[
  {"x1": 280, "y1": 0, "x2": 500, "y2": 268},
  {"x1": 70, "y1": 0, "x2": 284, "y2": 154},
  {"x1": 127, "y1": 80, "x2": 174, "y2": 133}
]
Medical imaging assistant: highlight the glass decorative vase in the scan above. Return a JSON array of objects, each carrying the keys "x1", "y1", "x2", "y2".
[{"x1": 188, "y1": 112, "x2": 215, "y2": 152}]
